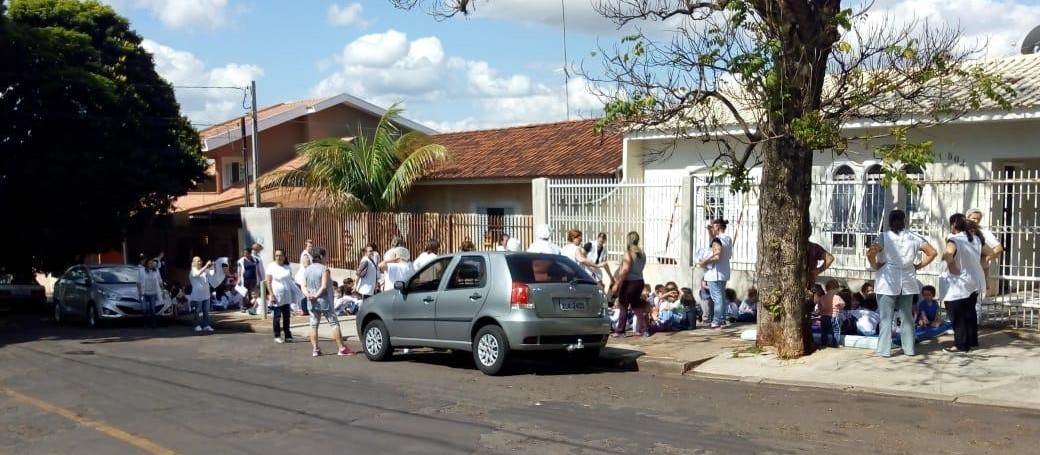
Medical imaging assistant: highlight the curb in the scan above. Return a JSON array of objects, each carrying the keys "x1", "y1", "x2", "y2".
[
  {"x1": 685, "y1": 370, "x2": 1040, "y2": 411},
  {"x1": 173, "y1": 315, "x2": 359, "y2": 342}
]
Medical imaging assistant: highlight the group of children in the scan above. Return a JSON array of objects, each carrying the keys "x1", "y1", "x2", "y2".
[
  {"x1": 609, "y1": 281, "x2": 761, "y2": 335},
  {"x1": 811, "y1": 280, "x2": 944, "y2": 348}
]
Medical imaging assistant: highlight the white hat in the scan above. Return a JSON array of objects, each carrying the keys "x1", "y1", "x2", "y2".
[{"x1": 535, "y1": 224, "x2": 552, "y2": 240}]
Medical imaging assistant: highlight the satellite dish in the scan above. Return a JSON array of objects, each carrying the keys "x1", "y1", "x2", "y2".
[{"x1": 1023, "y1": 24, "x2": 1040, "y2": 54}]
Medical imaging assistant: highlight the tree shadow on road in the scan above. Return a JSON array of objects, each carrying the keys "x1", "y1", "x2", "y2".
[{"x1": 0, "y1": 310, "x2": 253, "y2": 349}]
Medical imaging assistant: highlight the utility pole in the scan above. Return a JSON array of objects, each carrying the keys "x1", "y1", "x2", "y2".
[
  {"x1": 250, "y1": 81, "x2": 261, "y2": 208},
  {"x1": 240, "y1": 117, "x2": 250, "y2": 206},
  {"x1": 249, "y1": 80, "x2": 266, "y2": 320}
]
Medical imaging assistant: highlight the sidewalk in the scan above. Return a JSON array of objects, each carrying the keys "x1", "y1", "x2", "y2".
[
  {"x1": 175, "y1": 310, "x2": 358, "y2": 341},
  {"x1": 609, "y1": 323, "x2": 1040, "y2": 410},
  {"x1": 179, "y1": 311, "x2": 1040, "y2": 410}
]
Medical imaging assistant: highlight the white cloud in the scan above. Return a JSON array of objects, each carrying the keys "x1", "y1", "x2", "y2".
[
  {"x1": 142, "y1": 39, "x2": 264, "y2": 125},
  {"x1": 328, "y1": 3, "x2": 366, "y2": 28},
  {"x1": 102, "y1": 0, "x2": 239, "y2": 30},
  {"x1": 855, "y1": 1, "x2": 1040, "y2": 57},
  {"x1": 312, "y1": 29, "x2": 610, "y2": 132}
]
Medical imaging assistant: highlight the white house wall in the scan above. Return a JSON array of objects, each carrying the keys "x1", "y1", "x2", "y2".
[{"x1": 621, "y1": 118, "x2": 1040, "y2": 294}]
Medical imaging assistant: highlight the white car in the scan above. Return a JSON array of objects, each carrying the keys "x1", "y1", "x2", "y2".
[{"x1": 53, "y1": 264, "x2": 174, "y2": 327}]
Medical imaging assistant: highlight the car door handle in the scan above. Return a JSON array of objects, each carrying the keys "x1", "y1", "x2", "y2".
[
  {"x1": 422, "y1": 296, "x2": 434, "y2": 304},
  {"x1": 469, "y1": 293, "x2": 482, "y2": 300}
]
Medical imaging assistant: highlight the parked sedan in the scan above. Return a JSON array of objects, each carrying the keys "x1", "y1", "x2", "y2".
[
  {"x1": 0, "y1": 273, "x2": 47, "y2": 309},
  {"x1": 357, "y1": 252, "x2": 611, "y2": 375},
  {"x1": 53, "y1": 264, "x2": 174, "y2": 327}
]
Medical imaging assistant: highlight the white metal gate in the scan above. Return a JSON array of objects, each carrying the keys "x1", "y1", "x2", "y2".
[{"x1": 545, "y1": 178, "x2": 684, "y2": 262}]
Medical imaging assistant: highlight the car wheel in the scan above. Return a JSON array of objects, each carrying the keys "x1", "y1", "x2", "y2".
[
  {"x1": 473, "y1": 325, "x2": 510, "y2": 376},
  {"x1": 86, "y1": 303, "x2": 99, "y2": 329},
  {"x1": 362, "y1": 319, "x2": 392, "y2": 361},
  {"x1": 53, "y1": 300, "x2": 64, "y2": 324}
]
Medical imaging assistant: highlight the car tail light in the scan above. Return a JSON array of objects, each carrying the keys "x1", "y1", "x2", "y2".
[{"x1": 510, "y1": 282, "x2": 533, "y2": 310}]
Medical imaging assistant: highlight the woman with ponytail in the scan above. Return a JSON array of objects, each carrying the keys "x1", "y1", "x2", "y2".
[
  {"x1": 610, "y1": 231, "x2": 648, "y2": 337},
  {"x1": 939, "y1": 213, "x2": 992, "y2": 353}
]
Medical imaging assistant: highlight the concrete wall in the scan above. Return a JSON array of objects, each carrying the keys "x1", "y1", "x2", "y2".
[
  {"x1": 240, "y1": 207, "x2": 274, "y2": 265},
  {"x1": 403, "y1": 182, "x2": 532, "y2": 214}
]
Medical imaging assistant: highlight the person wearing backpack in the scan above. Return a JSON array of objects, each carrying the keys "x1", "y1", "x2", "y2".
[{"x1": 355, "y1": 243, "x2": 380, "y2": 300}]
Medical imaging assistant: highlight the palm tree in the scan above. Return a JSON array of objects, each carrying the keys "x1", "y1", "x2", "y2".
[{"x1": 260, "y1": 103, "x2": 448, "y2": 212}]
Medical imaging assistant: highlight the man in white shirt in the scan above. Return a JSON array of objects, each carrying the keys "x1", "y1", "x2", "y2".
[
  {"x1": 967, "y1": 208, "x2": 1004, "y2": 323},
  {"x1": 527, "y1": 224, "x2": 561, "y2": 255},
  {"x1": 967, "y1": 208, "x2": 1003, "y2": 291},
  {"x1": 586, "y1": 232, "x2": 611, "y2": 286}
]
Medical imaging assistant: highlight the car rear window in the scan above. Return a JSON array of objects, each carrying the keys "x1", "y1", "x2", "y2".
[
  {"x1": 505, "y1": 255, "x2": 597, "y2": 284},
  {"x1": 89, "y1": 266, "x2": 139, "y2": 284}
]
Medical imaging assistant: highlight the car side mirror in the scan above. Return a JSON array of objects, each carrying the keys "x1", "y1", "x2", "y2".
[{"x1": 394, "y1": 281, "x2": 406, "y2": 293}]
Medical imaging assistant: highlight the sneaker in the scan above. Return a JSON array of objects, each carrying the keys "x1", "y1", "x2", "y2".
[
  {"x1": 337, "y1": 347, "x2": 355, "y2": 356},
  {"x1": 203, "y1": 326, "x2": 214, "y2": 332},
  {"x1": 193, "y1": 325, "x2": 202, "y2": 332},
  {"x1": 284, "y1": 337, "x2": 293, "y2": 343},
  {"x1": 709, "y1": 323, "x2": 721, "y2": 329},
  {"x1": 642, "y1": 331, "x2": 651, "y2": 338},
  {"x1": 274, "y1": 337, "x2": 284, "y2": 344},
  {"x1": 312, "y1": 349, "x2": 322, "y2": 357}
]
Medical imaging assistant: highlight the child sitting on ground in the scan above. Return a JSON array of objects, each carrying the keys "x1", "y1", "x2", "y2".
[
  {"x1": 724, "y1": 288, "x2": 741, "y2": 322},
  {"x1": 653, "y1": 282, "x2": 684, "y2": 331},
  {"x1": 334, "y1": 279, "x2": 363, "y2": 316},
  {"x1": 819, "y1": 279, "x2": 846, "y2": 347},
  {"x1": 736, "y1": 287, "x2": 758, "y2": 323},
  {"x1": 680, "y1": 287, "x2": 701, "y2": 327},
  {"x1": 648, "y1": 284, "x2": 662, "y2": 308},
  {"x1": 916, "y1": 285, "x2": 941, "y2": 327},
  {"x1": 846, "y1": 295, "x2": 880, "y2": 336}
]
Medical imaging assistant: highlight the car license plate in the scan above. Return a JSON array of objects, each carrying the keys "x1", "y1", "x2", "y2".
[{"x1": 559, "y1": 299, "x2": 587, "y2": 311}]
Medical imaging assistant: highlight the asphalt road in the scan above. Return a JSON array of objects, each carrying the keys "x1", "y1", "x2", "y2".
[{"x1": 1, "y1": 310, "x2": 1038, "y2": 455}]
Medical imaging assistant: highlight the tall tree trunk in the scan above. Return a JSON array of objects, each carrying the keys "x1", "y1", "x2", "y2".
[{"x1": 755, "y1": 136, "x2": 814, "y2": 358}]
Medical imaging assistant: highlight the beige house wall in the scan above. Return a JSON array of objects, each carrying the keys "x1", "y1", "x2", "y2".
[
  {"x1": 305, "y1": 104, "x2": 381, "y2": 139},
  {"x1": 403, "y1": 182, "x2": 533, "y2": 215}
]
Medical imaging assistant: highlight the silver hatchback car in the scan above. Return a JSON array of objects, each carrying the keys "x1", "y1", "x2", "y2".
[{"x1": 356, "y1": 252, "x2": 611, "y2": 375}]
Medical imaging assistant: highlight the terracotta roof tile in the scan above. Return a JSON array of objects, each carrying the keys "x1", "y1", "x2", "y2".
[{"x1": 425, "y1": 119, "x2": 621, "y2": 180}]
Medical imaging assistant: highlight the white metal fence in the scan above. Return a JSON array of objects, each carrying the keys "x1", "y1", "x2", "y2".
[
  {"x1": 545, "y1": 178, "x2": 684, "y2": 262},
  {"x1": 548, "y1": 170, "x2": 1040, "y2": 328}
]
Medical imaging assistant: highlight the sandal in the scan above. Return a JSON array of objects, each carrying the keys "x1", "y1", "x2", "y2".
[{"x1": 943, "y1": 346, "x2": 964, "y2": 353}]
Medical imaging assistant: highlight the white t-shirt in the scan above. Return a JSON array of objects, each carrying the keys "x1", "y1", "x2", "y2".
[
  {"x1": 850, "y1": 309, "x2": 880, "y2": 335},
  {"x1": 266, "y1": 261, "x2": 302, "y2": 306},
  {"x1": 355, "y1": 256, "x2": 379, "y2": 296},
  {"x1": 188, "y1": 267, "x2": 211, "y2": 302},
  {"x1": 940, "y1": 232, "x2": 986, "y2": 301},
  {"x1": 296, "y1": 250, "x2": 313, "y2": 285},
  {"x1": 704, "y1": 233, "x2": 733, "y2": 282},
  {"x1": 874, "y1": 230, "x2": 928, "y2": 296},
  {"x1": 527, "y1": 239, "x2": 561, "y2": 255},
  {"x1": 979, "y1": 227, "x2": 1001, "y2": 249},
  {"x1": 383, "y1": 261, "x2": 415, "y2": 292},
  {"x1": 413, "y1": 252, "x2": 438, "y2": 271},
  {"x1": 586, "y1": 242, "x2": 608, "y2": 281}
]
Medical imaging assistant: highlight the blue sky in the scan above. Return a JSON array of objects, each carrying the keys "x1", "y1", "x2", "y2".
[{"x1": 100, "y1": 0, "x2": 1040, "y2": 132}]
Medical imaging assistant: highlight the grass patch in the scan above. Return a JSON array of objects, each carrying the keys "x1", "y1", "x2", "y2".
[{"x1": 731, "y1": 345, "x2": 764, "y2": 358}]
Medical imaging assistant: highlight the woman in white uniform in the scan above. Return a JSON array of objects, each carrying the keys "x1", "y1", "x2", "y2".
[{"x1": 867, "y1": 210, "x2": 937, "y2": 357}]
